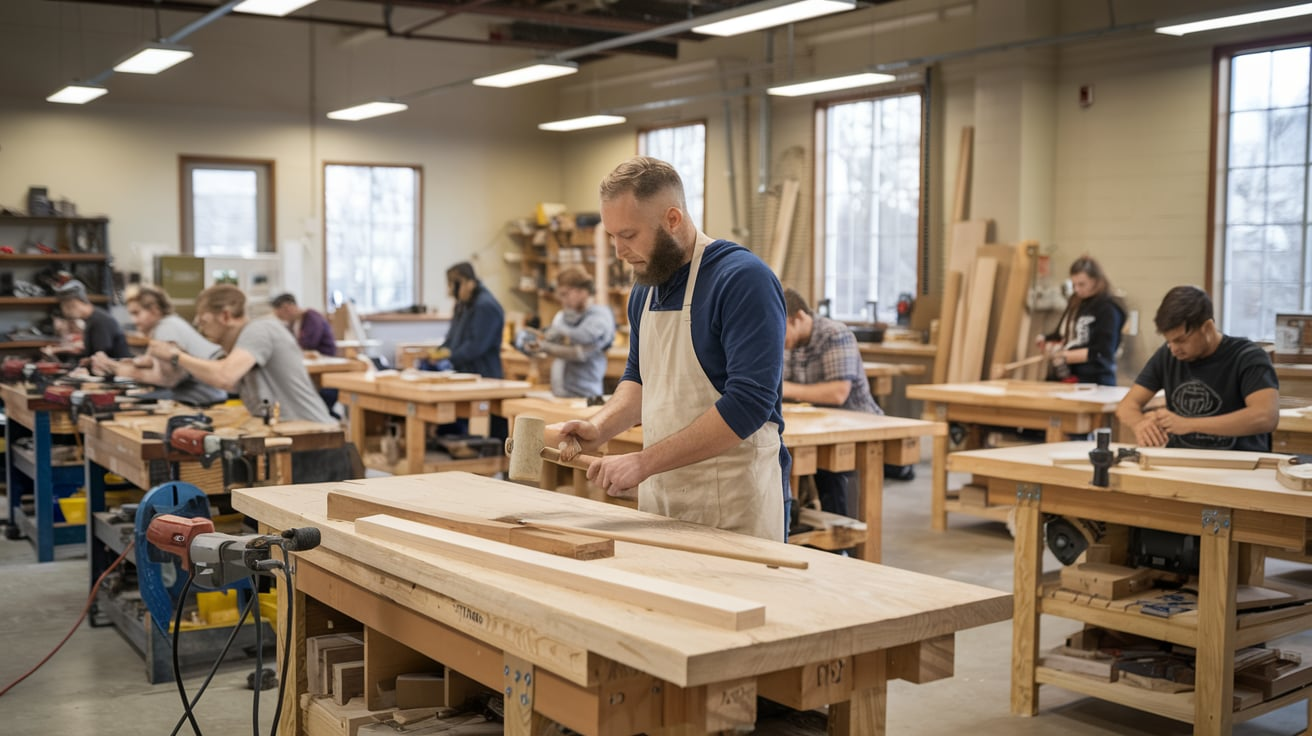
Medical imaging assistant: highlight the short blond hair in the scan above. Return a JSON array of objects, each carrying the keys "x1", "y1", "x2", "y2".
[
  {"x1": 126, "y1": 285, "x2": 174, "y2": 315},
  {"x1": 196, "y1": 284, "x2": 246, "y2": 319},
  {"x1": 599, "y1": 156, "x2": 687, "y2": 210}
]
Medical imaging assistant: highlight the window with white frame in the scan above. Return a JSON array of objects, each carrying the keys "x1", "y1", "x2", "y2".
[
  {"x1": 817, "y1": 93, "x2": 923, "y2": 323},
  {"x1": 324, "y1": 164, "x2": 420, "y2": 313},
  {"x1": 180, "y1": 157, "x2": 273, "y2": 256},
  {"x1": 1218, "y1": 43, "x2": 1311, "y2": 341},
  {"x1": 638, "y1": 122, "x2": 706, "y2": 229}
]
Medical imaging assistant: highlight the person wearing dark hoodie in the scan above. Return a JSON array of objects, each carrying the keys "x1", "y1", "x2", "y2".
[
  {"x1": 436, "y1": 262, "x2": 505, "y2": 378},
  {"x1": 1039, "y1": 255, "x2": 1127, "y2": 386}
]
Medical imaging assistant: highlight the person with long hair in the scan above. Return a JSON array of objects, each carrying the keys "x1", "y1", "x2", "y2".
[{"x1": 1039, "y1": 256, "x2": 1127, "y2": 386}]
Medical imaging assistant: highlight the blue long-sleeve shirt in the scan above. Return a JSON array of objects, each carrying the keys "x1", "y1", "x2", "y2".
[
  {"x1": 622, "y1": 240, "x2": 788, "y2": 475},
  {"x1": 443, "y1": 285, "x2": 504, "y2": 378}
]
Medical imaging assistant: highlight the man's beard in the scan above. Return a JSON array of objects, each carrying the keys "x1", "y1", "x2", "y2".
[{"x1": 634, "y1": 226, "x2": 687, "y2": 286}]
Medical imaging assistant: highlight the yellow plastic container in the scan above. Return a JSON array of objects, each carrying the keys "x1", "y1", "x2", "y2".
[
  {"x1": 190, "y1": 590, "x2": 279, "y2": 629},
  {"x1": 58, "y1": 496, "x2": 87, "y2": 525}
]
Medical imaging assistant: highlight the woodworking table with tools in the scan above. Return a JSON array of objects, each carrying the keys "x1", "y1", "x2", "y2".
[
  {"x1": 323, "y1": 371, "x2": 529, "y2": 476},
  {"x1": 233, "y1": 472, "x2": 1011, "y2": 736},
  {"x1": 302, "y1": 354, "x2": 367, "y2": 389},
  {"x1": 78, "y1": 404, "x2": 344, "y2": 682},
  {"x1": 500, "y1": 395, "x2": 944, "y2": 563},
  {"x1": 2, "y1": 380, "x2": 88, "y2": 561},
  {"x1": 904, "y1": 380, "x2": 1127, "y2": 530},
  {"x1": 499, "y1": 344, "x2": 629, "y2": 388},
  {"x1": 948, "y1": 441, "x2": 1312, "y2": 735}
]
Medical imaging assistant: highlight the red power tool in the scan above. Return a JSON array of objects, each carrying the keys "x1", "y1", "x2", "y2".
[{"x1": 146, "y1": 513, "x2": 321, "y2": 587}]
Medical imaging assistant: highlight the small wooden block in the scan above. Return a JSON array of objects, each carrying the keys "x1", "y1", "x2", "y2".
[
  {"x1": 886, "y1": 635, "x2": 954, "y2": 684},
  {"x1": 322, "y1": 644, "x2": 366, "y2": 696},
  {"x1": 705, "y1": 678, "x2": 756, "y2": 732},
  {"x1": 816, "y1": 443, "x2": 856, "y2": 472},
  {"x1": 1060, "y1": 563, "x2": 1153, "y2": 600},
  {"x1": 791, "y1": 445, "x2": 817, "y2": 476},
  {"x1": 957, "y1": 483, "x2": 988, "y2": 508},
  {"x1": 308, "y1": 634, "x2": 364, "y2": 696},
  {"x1": 333, "y1": 661, "x2": 366, "y2": 706},
  {"x1": 757, "y1": 658, "x2": 854, "y2": 710},
  {"x1": 396, "y1": 672, "x2": 445, "y2": 708},
  {"x1": 883, "y1": 437, "x2": 920, "y2": 466}
]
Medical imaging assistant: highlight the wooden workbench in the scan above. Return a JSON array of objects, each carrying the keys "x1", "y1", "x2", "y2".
[
  {"x1": 233, "y1": 473, "x2": 1011, "y2": 736},
  {"x1": 303, "y1": 355, "x2": 366, "y2": 389},
  {"x1": 905, "y1": 380, "x2": 1127, "y2": 530},
  {"x1": 500, "y1": 395, "x2": 944, "y2": 563},
  {"x1": 1277, "y1": 364, "x2": 1312, "y2": 401},
  {"x1": 947, "y1": 441, "x2": 1312, "y2": 735},
  {"x1": 499, "y1": 344, "x2": 629, "y2": 388},
  {"x1": 1275, "y1": 405, "x2": 1312, "y2": 455},
  {"x1": 1, "y1": 381, "x2": 84, "y2": 561},
  {"x1": 324, "y1": 371, "x2": 529, "y2": 476}
]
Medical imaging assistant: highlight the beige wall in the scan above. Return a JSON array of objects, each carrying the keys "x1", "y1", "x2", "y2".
[{"x1": 3, "y1": 0, "x2": 1312, "y2": 382}]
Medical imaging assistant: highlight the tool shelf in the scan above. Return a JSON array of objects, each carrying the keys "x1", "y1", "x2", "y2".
[{"x1": 2, "y1": 383, "x2": 85, "y2": 561}]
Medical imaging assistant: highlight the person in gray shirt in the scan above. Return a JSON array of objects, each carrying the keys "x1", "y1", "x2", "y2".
[
  {"x1": 91, "y1": 285, "x2": 227, "y2": 406},
  {"x1": 147, "y1": 284, "x2": 332, "y2": 424},
  {"x1": 525, "y1": 266, "x2": 615, "y2": 398}
]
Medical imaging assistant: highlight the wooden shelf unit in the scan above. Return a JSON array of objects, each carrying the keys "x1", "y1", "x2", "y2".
[{"x1": 507, "y1": 218, "x2": 631, "y2": 330}]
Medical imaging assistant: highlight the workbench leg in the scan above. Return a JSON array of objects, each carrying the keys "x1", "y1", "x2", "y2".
[
  {"x1": 347, "y1": 399, "x2": 367, "y2": 455},
  {"x1": 34, "y1": 411, "x2": 54, "y2": 562},
  {"x1": 930, "y1": 406, "x2": 949, "y2": 532},
  {"x1": 277, "y1": 578, "x2": 308, "y2": 736},
  {"x1": 1010, "y1": 486, "x2": 1042, "y2": 716},
  {"x1": 503, "y1": 653, "x2": 551, "y2": 736},
  {"x1": 855, "y1": 442, "x2": 883, "y2": 563},
  {"x1": 1044, "y1": 417, "x2": 1063, "y2": 443},
  {"x1": 1195, "y1": 510, "x2": 1237, "y2": 736},
  {"x1": 405, "y1": 411, "x2": 426, "y2": 475},
  {"x1": 828, "y1": 658, "x2": 886, "y2": 736}
]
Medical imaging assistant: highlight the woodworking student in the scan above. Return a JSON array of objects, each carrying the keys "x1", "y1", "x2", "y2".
[
  {"x1": 523, "y1": 266, "x2": 615, "y2": 399},
  {"x1": 54, "y1": 279, "x2": 130, "y2": 361},
  {"x1": 271, "y1": 291, "x2": 340, "y2": 414},
  {"x1": 90, "y1": 285, "x2": 227, "y2": 406},
  {"x1": 553, "y1": 156, "x2": 789, "y2": 541},
  {"x1": 1039, "y1": 256, "x2": 1126, "y2": 386},
  {"x1": 147, "y1": 284, "x2": 355, "y2": 482},
  {"x1": 271, "y1": 292, "x2": 337, "y2": 357},
  {"x1": 781, "y1": 288, "x2": 903, "y2": 517},
  {"x1": 1116, "y1": 285, "x2": 1278, "y2": 451},
  {"x1": 434, "y1": 262, "x2": 505, "y2": 378}
]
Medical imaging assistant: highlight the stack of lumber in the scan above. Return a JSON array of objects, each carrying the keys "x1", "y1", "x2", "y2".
[{"x1": 935, "y1": 222, "x2": 1040, "y2": 383}]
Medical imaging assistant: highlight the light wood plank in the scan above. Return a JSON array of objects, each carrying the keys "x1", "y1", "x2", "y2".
[{"x1": 354, "y1": 514, "x2": 767, "y2": 631}]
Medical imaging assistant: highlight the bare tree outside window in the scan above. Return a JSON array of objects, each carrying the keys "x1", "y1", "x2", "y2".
[
  {"x1": 1219, "y1": 45, "x2": 1311, "y2": 340},
  {"x1": 324, "y1": 164, "x2": 420, "y2": 313},
  {"x1": 819, "y1": 94, "x2": 922, "y2": 323}
]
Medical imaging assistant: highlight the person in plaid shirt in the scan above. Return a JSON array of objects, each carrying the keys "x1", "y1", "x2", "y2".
[{"x1": 782, "y1": 288, "x2": 912, "y2": 517}]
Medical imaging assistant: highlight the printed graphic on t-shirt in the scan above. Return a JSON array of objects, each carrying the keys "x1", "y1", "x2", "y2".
[
  {"x1": 1170, "y1": 380, "x2": 1235, "y2": 450},
  {"x1": 1069, "y1": 315, "x2": 1095, "y2": 349}
]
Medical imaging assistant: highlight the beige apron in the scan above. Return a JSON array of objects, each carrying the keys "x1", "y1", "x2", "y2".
[{"x1": 638, "y1": 240, "x2": 785, "y2": 541}]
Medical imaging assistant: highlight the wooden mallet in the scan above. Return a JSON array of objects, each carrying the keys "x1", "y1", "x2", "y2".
[{"x1": 506, "y1": 414, "x2": 603, "y2": 483}]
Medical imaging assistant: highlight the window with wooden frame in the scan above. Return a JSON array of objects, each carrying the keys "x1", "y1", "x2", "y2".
[
  {"x1": 638, "y1": 122, "x2": 707, "y2": 230},
  {"x1": 323, "y1": 163, "x2": 421, "y2": 313},
  {"x1": 1213, "y1": 37, "x2": 1312, "y2": 341},
  {"x1": 815, "y1": 91, "x2": 924, "y2": 324},
  {"x1": 180, "y1": 156, "x2": 274, "y2": 256}
]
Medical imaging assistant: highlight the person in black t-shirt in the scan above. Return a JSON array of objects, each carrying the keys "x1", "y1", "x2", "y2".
[
  {"x1": 1116, "y1": 286, "x2": 1278, "y2": 451},
  {"x1": 54, "y1": 279, "x2": 130, "y2": 363},
  {"x1": 1039, "y1": 256, "x2": 1126, "y2": 386}
]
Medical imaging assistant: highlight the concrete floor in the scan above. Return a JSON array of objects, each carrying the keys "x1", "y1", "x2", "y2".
[{"x1": 0, "y1": 464, "x2": 1309, "y2": 735}]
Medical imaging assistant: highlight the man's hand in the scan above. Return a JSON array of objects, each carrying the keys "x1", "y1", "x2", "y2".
[
  {"x1": 1152, "y1": 409, "x2": 1192, "y2": 437},
  {"x1": 89, "y1": 351, "x2": 118, "y2": 377},
  {"x1": 586, "y1": 453, "x2": 646, "y2": 499},
  {"x1": 550, "y1": 420, "x2": 600, "y2": 460},
  {"x1": 1133, "y1": 412, "x2": 1170, "y2": 447}
]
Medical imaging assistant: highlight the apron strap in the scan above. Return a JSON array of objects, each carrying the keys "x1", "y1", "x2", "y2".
[{"x1": 683, "y1": 240, "x2": 707, "y2": 323}]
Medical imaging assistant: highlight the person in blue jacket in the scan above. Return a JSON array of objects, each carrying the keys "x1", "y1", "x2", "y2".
[
  {"x1": 551, "y1": 156, "x2": 789, "y2": 541},
  {"x1": 438, "y1": 262, "x2": 504, "y2": 378}
]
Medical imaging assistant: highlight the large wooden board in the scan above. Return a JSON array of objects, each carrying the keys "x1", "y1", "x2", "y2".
[
  {"x1": 232, "y1": 473, "x2": 1011, "y2": 689},
  {"x1": 955, "y1": 257, "x2": 997, "y2": 382},
  {"x1": 988, "y1": 242, "x2": 1037, "y2": 380}
]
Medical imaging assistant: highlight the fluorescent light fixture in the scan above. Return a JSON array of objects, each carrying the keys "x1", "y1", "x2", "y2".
[
  {"x1": 768, "y1": 71, "x2": 896, "y2": 97},
  {"x1": 538, "y1": 114, "x2": 626, "y2": 132},
  {"x1": 233, "y1": 0, "x2": 317, "y2": 16},
  {"x1": 693, "y1": 0, "x2": 855, "y2": 37},
  {"x1": 113, "y1": 43, "x2": 193, "y2": 74},
  {"x1": 47, "y1": 84, "x2": 108, "y2": 105},
  {"x1": 326, "y1": 99, "x2": 409, "y2": 121},
  {"x1": 1156, "y1": 2, "x2": 1312, "y2": 35},
  {"x1": 473, "y1": 61, "x2": 579, "y2": 88}
]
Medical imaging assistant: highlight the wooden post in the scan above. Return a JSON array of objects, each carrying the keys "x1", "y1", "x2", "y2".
[
  {"x1": 854, "y1": 441, "x2": 884, "y2": 563},
  {"x1": 1195, "y1": 509, "x2": 1237, "y2": 735},
  {"x1": 1011, "y1": 483, "x2": 1042, "y2": 716}
]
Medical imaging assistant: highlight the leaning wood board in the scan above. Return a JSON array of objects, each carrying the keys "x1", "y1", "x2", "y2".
[
  {"x1": 232, "y1": 472, "x2": 1011, "y2": 689},
  {"x1": 955, "y1": 257, "x2": 997, "y2": 382}
]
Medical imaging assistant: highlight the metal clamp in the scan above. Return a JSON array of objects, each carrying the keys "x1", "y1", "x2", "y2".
[
  {"x1": 1015, "y1": 483, "x2": 1041, "y2": 504},
  {"x1": 1201, "y1": 509, "x2": 1232, "y2": 536}
]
